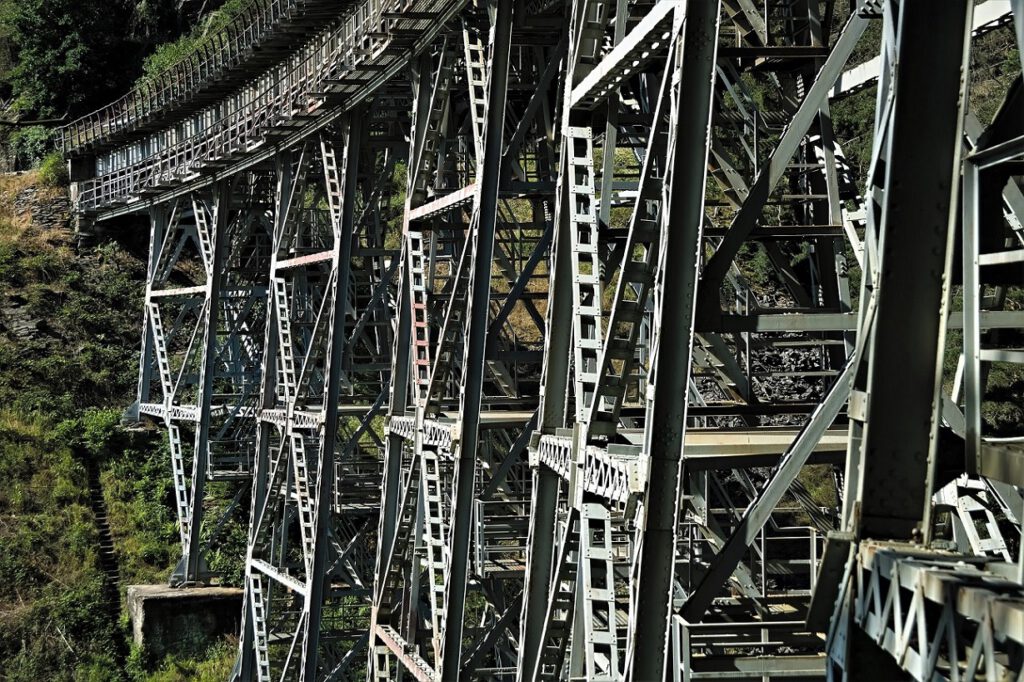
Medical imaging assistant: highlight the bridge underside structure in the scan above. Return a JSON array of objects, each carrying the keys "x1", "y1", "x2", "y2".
[{"x1": 64, "y1": 0, "x2": 1024, "y2": 679}]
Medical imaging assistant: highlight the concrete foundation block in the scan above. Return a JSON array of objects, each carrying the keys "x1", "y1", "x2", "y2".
[{"x1": 127, "y1": 584, "x2": 243, "y2": 663}]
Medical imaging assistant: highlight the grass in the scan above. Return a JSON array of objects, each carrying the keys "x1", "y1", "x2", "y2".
[
  {"x1": 0, "y1": 172, "x2": 236, "y2": 678},
  {"x1": 137, "y1": 638, "x2": 238, "y2": 682},
  {"x1": 0, "y1": 407, "x2": 118, "y2": 679}
]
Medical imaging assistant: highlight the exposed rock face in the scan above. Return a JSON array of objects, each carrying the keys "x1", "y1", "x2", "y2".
[
  {"x1": 1, "y1": 294, "x2": 42, "y2": 339},
  {"x1": 14, "y1": 185, "x2": 71, "y2": 233},
  {"x1": 127, "y1": 585, "x2": 243, "y2": 664},
  {"x1": 0, "y1": 180, "x2": 69, "y2": 341}
]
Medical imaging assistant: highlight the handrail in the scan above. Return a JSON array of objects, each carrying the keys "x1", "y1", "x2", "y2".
[
  {"x1": 59, "y1": 0, "x2": 338, "y2": 154},
  {"x1": 75, "y1": 0, "x2": 451, "y2": 213}
]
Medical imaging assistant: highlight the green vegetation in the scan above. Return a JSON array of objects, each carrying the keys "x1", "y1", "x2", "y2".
[
  {"x1": 6, "y1": 125, "x2": 53, "y2": 170},
  {"x1": 0, "y1": 409, "x2": 121, "y2": 679},
  {"x1": 0, "y1": 174, "x2": 237, "y2": 678},
  {"x1": 139, "y1": 0, "x2": 250, "y2": 83},
  {"x1": 63, "y1": 409, "x2": 181, "y2": 587},
  {"x1": 0, "y1": 183, "x2": 145, "y2": 414},
  {"x1": 0, "y1": 1, "x2": 225, "y2": 168},
  {"x1": 0, "y1": 0, "x2": 223, "y2": 119},
  {"x1": 0, "y1": 0, "x2": 134, "y2": 118},
  {"x1": 39, "y1": 151, "x2": 69, "y2": 187},
  {"x1": 138, "y1": 640, "x2": 237, "y2": 682}
]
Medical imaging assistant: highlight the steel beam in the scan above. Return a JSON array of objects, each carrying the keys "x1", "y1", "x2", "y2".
[
  {"x1": 627, "y1": 4, "x2": 720, "y2": 679},
  {"x1": 439, "y1": 3, "x2": 515, "y2": 677},
  {"x1": 848, "y1": 0, "x2": 972, "y2": 543},
  {"x1": 301, "y1": 116, "x2": 361, "y2": 681}
]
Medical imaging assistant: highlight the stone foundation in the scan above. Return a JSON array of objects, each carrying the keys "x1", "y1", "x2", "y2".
[{"x1": 127, "y1": 584, "x2": 243, "y2": 663}]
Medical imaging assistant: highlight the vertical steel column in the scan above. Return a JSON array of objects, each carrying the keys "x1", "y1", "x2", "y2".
[
  {"x1": 373, "y1": 255, "x2": 411, "y2": 597},
  {"x1": 183, "y1": 182, "x2": 230, "y2": 582},
  {"x1": 518, "y1": 4, "x2": 587, "y2": 676},
  {"x1": 627, "y1": 3, "x2": 720, "y2": 679},
  {"x1": 301, "y1": 115, "x2": 360, "y2": 681},
  {"x1": 518, "y1": 465, "x2": 559, "y2": 682},
  {"x1": 134, "y1": 207, "x2": 165, "y2": 419},
  {"x1": 439, "y1": 1, "x2": 514, "y2": 678},
  {"x1": 835, "y1": 1, "x2": 974, "y2": 677},
  {"x1": 368, "y1": 59, "x2": 424, "y2": 670},
  {"x1": 237, "y1": 156, "x2": 289, "y2": 682},
  {"x1": 518, "y1": 142, "x2": 574, "y2": 682},
  {"x1": 849, "y1": 0, "x2": 972, "y2": 542},
  {"x1": 963, "y1": 159, "x2": 983, "y2": 476}
]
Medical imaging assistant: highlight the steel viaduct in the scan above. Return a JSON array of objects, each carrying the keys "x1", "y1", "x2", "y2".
[{"x1": 60, "y1": 0, "x2": 1024, "y2": 679}]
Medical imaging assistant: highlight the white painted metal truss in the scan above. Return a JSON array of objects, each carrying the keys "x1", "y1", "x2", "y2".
[
  {"x1": 64, "y1": 0, "x2": 1024, "y2": 679},
  {"x1": 837, "y1": 541, "x2": 1024, "y2": 681}
]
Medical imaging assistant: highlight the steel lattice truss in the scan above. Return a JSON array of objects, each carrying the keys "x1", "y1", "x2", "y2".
[{"x1": 64, "y1": 0, "x2": 1024, "y2": 680}]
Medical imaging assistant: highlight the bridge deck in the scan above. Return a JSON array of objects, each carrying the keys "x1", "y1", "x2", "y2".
[
  {"x1": 73, "y1": 0, "x2": 475, "y2": 216},
  {"x1": 61, "y1": 0, "x2": 361, "y2": 154}
]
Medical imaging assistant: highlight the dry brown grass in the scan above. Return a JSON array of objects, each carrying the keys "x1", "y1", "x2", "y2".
[
  {"x1": 0, "y1": 172, "x2": 37, "y2": 240},
  {"x1": 0, "y1": 172, "x2": 75, "y2": 252}
]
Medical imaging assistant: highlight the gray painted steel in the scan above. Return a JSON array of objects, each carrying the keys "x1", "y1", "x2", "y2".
[{"x1": 65, "y1": 0, "x2": 1024, "y2": 679}]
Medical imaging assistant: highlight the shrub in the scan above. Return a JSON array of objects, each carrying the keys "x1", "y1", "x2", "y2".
[
  {"x1": 8, "y1": 125, "x2": 51, "y2": 168},
  {"x1": 139, "y1": 0, "x2": 252, "y2": 85},
  {"x1": 39, "y1": 151, "x2": 69, "y2": 187}
]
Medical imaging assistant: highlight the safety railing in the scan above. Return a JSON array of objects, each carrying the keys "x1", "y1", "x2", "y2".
[
  {"x1": 670, "y1": 617, "x2": 827, "y2": 681},
  {"x1": 77, "y1": 0, "x2": 444, "y2": 212},
  {"x1": 59, "y1": 0, "x2": 346, "y2": 154},
  {"x1": 679, "y1": 510, "x2": 827, "y2": 598},
  {"x1": 472, "y1": 498, "x2": 531, "y2": 577}
]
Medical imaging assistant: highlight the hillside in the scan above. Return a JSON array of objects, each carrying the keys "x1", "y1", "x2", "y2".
[{"x1": 0, "y1": 173, "x2": 234, "y2": 680}]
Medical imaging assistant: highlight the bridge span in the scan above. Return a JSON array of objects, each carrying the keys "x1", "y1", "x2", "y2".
[{"x1": 63, "y1": 0, "x2": 1024, "y2": 680}]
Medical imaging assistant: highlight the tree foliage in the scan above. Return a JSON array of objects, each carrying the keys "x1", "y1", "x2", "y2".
[
  {"x1": 0, "y1": 0, "x2": 133, "y2": 117},
  {"x1": 139, "y1": 0, "x2": 249, "y2": 82},
  {"x1": 0, "y1": 0, "x2": 206, "y2": 120}
]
